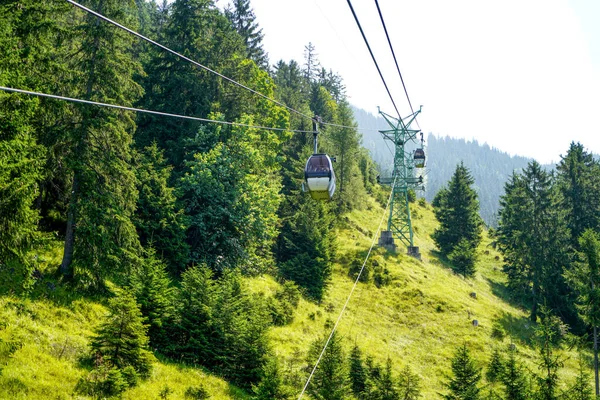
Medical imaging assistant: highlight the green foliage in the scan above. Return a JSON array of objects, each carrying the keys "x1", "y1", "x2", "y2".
[
  {"x1": 128, "y1": 248, "x2": 176, "y2": 349},
  {"x1": 372, "y1": 357, "x2": 400, "y2": 400},
  {"x1": 76, "y1": 364, "x2": 129, "y2": 397},
  {"x1": 252, "y1": 358, "x2": 290, "y2": 400},
  {"x1": 485, "y1": 349, "x2": 505, "y2": 383},
  {"x1": 497, "y1": 161, "x2": 573, "y2": 323},
  {"x1": 556, "y1": 142, "x2": 600, "y2": 248},
  {"x1": 175, "y1": 266, "x2": 270, "y2": 387},
  {"x1": 500, "y1": 348, "x2": 530, "y2": 400},
  {"x1": 307, "y1": 330, "x2": 349, "y2": 400},
  {"x1": 349, "y1": 345, "x2": 369, "y2": 398},
  {"x1": 225, "y1": 0, "x2": 268, "y2": 69},
  {"x1": 490, "y1": 322, "x2": 506, "y2": 340},
  {"x1": 533, "y1": 310, "x2": 566, "y2": 400},
  {"x1": 448, "y1": 239, "x2": 478, "y2": 278},
  {"x1": 567, "y1": 352, "x2": 593, "y2": 400},
  {"x1": 90, "y1": 290, "x2": 154, "y2": 376},
  {"x1": 180, "y1": 115, "x2": 285, "y2": 274},
  {"x1": 269, "y1": 281, "x2": 301, "y2": 326},
  {"x1": 443, "y1": 343, "x2": 481, "y2": 400},
  {"x1": 133, "y1": 143, "x2": 189, "y2": 274},
  {"x1": 432, "y1": 163, "x2": 483, "y2": 262},
  {"x1": 276, "y1": 195, "x2": 336, "y2": 301},
  {"x1": 398, "y1": 365, "x2": 422, "y2": 400},
  {"x1": 185, "y1": 384, "x2": 210, "y2": 399},
  {"x1": 60, "y1": 0, "x2": 144, "y2": 285}
]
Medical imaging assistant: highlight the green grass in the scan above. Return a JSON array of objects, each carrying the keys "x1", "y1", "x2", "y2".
[{"x1": 0, "y1": 196, "x2": 590, "y2": 399}]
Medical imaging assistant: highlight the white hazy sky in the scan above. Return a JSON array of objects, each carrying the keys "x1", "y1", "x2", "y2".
[{"x1": 216, "y1": 0, "x2": 600, "y2": 164}]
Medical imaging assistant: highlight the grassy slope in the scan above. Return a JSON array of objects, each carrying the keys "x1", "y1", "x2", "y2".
[{"x1": 0, "y1": 196, "x2": 587, "y2": 399}]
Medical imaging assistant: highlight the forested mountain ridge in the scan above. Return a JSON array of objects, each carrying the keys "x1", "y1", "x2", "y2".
[
  {"x1": 352, "y1": 106, "x2": 536, "y2": 226},
  {"x1": 2, "y1": 1, "x2": 599, "y2": 399}
]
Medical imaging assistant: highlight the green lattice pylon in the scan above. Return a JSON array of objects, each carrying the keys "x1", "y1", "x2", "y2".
[{"x1": 378, "y1": 106, "x2": 423, "y2": 249}]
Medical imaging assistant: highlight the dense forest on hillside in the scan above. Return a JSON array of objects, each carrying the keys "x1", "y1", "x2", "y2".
[{"x1": 3, "y1": 1, "x2": 600, "y2": 399}]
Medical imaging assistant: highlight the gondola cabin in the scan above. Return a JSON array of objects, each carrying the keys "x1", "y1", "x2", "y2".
[
  {"x1": 303, "y1": 154, "x2": 336, "y2": 200},
  {"x1": 414, "y1": 148, "x2": 426, "y2": 168}
]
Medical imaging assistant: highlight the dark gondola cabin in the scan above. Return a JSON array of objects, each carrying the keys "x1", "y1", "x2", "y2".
[
  {"x1": 303, "y1": 154, "x2": 336, "y2": 200},
  {"x1": 414, "y1": 148, "x2": 426, "y2": 168}
]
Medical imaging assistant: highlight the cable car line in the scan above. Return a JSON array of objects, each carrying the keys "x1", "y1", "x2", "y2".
[
  {"x1": 346, "y1": 0, "x2": 402, "y2": 119},
  {"x1": 64, "y1": 0, "x2": 370, "y2": 134},
  {"x1": 298, "y1": 178, "x2": 396, "y2": 399},
  {"x1": 373, "y1": 0, "x2": 421, "y2": 130},
  {"x1": 0, "y1": 86, "x2": 318, "y2": 134}
]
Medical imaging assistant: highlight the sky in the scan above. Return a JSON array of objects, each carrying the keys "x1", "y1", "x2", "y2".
[{"x1": 217, "y1": 0, "x2": 600, "y2": 164}]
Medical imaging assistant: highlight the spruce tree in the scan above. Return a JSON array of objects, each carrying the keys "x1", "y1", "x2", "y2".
[
  {"x1": 485, "y1": 349, "x2": 505, "y2": 383},
  {"x1": 252, "y1": 358, "x2": 290, "y2": 400},
  {"x1": 534, "y1": 310, "x2": 565, "y2": 400},
  {"x1": 497, "y1": 161, "x2": 572, "y2": 323},
  {"x1": 133, "y1": 143, "x2": 189, "y2": 275},
  {"x1": 128, "y1": 248, "x2": 175, "y2": 349},
  {"x1": 60, "y1": 0, "x2": 143, "y2": 284},
  {"x1": 307, "y1": 330, "x2": 349, "y2": 400},
  {"x1": 565, "y1": 229, "x2": 600, "y2": 396},
  {"x1": 349, "y1": 345, "x2": 369, "y2": 398},
  {"x1": 398, "y1": 365, "x2": 422, "y2": 400},
  {"x1": 225, "y1": 0, "x2": 268, "y2": 69},
  {"x1": 556, "y1": 142, "x2": 600, "y2": 248},
  {"x1": 373, "y1": 358, "x2": 400, "y2": 400},
  {"x1": 569, "y1": 352, "x2": 593, "y2": 400},
  {"x1": 432, "y1": 163, "x2": 483, "y2": 271},
  {"x1": 501, "y1": 348, "x2": 529, "y2": 400},
  {"x1": 443, "y1": 343, "x2": 481, "y2": 400},
  {"x1": 91, "y1": 291, "x2": 154, "y2": 376}
]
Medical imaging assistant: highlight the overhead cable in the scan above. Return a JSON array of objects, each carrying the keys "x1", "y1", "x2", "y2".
[
  {"x1": 346, "y1": 0, "x2": 402, "y2": 119},
  {"x1": 373, "y1": 0, "x2": 421, "y2": 130},
  {"x1": 0, "y1": 86, "x2": 315, "y2": 134},
  {"x1": 65, "y1": 0, "x2": 366, "y2": 133},
  {"x1": 297, "y1": 177, "x2": 396, "y2": 399}
]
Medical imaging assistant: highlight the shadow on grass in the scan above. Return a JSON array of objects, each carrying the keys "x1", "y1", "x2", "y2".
[
  {"x1": 486, "y1": 278, "x2": 531, "y2": 313},
  {"x1": 153, "y1": 354, "x2": 252, "y2": 399},
  {"x1": 494, "y1": 311, "x2": 535, "y2": 346}
]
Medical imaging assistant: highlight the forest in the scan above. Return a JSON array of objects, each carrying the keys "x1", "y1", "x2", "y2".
[{"x1": 2, "y1": 0, "x2": 600, "y2": 399}]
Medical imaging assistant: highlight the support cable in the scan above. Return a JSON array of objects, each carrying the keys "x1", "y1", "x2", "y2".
[
  {"x1": 346, "y1": 0, "x2": 402, "y2": 119},
  {"x1": 297, "y1": 177, "x2": 396, "y2": 399},
  {"x1": 0, "y1": 86, "x2": 315, "y2": 134},
  {"x1": 373, "y1": 0, "x2": 421, "y2": 130},
  {"x1": 64, "y1": 0, "x2": 368, "y2": 132}
]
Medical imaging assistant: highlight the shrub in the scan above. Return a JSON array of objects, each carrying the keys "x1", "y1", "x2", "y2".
[{"x1": 185, "y1": 384, "x2": 210, "y2": 399}]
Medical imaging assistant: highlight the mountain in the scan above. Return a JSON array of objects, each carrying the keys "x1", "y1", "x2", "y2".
[{"x1": 351, "y1": 106, "x2": 533, "y2": 226}]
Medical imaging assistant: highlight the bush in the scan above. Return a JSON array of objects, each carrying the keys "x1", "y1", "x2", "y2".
[
  {"x1": 491, "y1": 322, "x2": 505, "y2": 340},
  {"x1": 185, "y1": 384, "x2": 210, "y2": 399},
  {"x1": 269, "y1": 281, "x2": 301, "y2": 326},
  {"x1": 76, "y1": 365, "x2": 128, "y2": 397}
]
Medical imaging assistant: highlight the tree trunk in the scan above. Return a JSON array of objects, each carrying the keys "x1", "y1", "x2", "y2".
[
  {"x1": 595, "y1": 325, "x2": 599, "y2": 396},
  {"x1": 60, "y1": 173, "x2": 79, "y2": 278}
]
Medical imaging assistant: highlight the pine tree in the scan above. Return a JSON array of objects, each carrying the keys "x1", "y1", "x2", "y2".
[
  {"x1": 128, "y1": 248, "x2": 175, "y2": 349},
  {"x1": 349, "y1": 345, "x2": 369, "y2": 398},
  {"x1": 565, "y1": 229, "x2": 600, "y2": 396},
  {"x1": 372, "y1": 358, "x2": 400, "y2": 400},
  {"x1": 497, "y1": 161, "x2": 572, "y2": 323},
  {"x1": 485, "y1": 349, "x2": 505, "y2": 383},
  {"x1": 307, "y1": 330, "x2": 349, "y2": 400},
  {"x1": 448, "y1": 238, "x2": 478, "y2": 278},
  {"x1": 225, "y1": 0, "x2": 268, "y2": 69},
  {"x1": 91, "y1": 291, "x2": 154, "y2": 376},
  {"x1": 276, "y1": 195, "x2": 336, "y2": 301},
  {"x1": 534, "y1": 310, "x2": 565, "y2": 400},
  {"x1": 556, "y1": 142, "x2": 600, "y2": 248},
  {"x1": 175, "y1": 265, "x2": 216, "y2": 363},
  {"x1": 443, "y1": 343, "x2": 481, "y2": 400},
  {"x1": 398, "y1": 365, "x2": 422, "y2": 400},
  {"x1": 133, "y1": 143, "x2": 189, "y2": 274},
  {"x1": 303, "y1": 42, "x2": 320, "y2": 83},
  {"x1": 252, "y1": 358, "x2": 290, "y2": 400},
  {"x1": 569, "y1": 352, "x2": 593, "y2": 400},
  {"x1": 432, "y1": 163, "x2": 483, "y2": 270},
  {"x1": 500, "y1": 348, "x2": 529, "y2": 400},
  {"x1": 60, "y1": 0, "x2": 143, "y2": 284}
]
